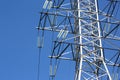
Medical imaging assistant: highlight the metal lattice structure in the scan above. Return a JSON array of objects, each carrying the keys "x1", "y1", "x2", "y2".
[{"x1": 37, "y1": 0, "x2": 120, "y2": 80}]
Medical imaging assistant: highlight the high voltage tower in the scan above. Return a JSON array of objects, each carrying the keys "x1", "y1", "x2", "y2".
[{"x1": 37, "y1": 0, "x2": 120, "y2": 80}]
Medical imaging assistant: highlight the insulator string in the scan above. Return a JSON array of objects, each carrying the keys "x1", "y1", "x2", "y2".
[{"x1": 37, "y1": 29, "x2": 42, "y2": 80}]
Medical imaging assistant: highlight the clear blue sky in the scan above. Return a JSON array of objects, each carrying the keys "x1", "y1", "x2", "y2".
[
  {"x1": 0, "y1": 0, "x2": 47, "y2": 80},
  {"x1": 0, "y1": 0, "x2": 74, "y2": 80}
]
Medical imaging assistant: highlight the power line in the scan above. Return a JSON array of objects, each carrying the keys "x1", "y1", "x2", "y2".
[{"x1": 37, "y1": 47, "x2": 41, "y2": 80}]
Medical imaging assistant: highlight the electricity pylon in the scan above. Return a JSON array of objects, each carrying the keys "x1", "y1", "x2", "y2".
[{"x1": 37, "y1": 0, "x2": 120, "y2": 80}]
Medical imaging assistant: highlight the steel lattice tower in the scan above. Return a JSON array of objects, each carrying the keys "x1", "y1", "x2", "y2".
[{"x1": 37, "y1": 0, "x2": 120, "y2": 80}]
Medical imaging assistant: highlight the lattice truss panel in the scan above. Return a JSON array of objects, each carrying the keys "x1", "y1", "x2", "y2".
[{"x1": 37, "y1": 0, "x2": 120, "y2": 80}]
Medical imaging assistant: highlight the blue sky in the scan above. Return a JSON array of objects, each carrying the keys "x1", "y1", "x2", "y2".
[
  {"x1": 0, "y1": 0, "x2": 46, "y2": 80},
  {"x1": 0, "y1": 0, "x2": 73, "y2": 80}
]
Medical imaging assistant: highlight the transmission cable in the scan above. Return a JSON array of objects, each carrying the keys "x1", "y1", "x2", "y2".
[
  {"x1": 37, "y1": 48, "x2": 42, "y2": 80},
  {"x1": 37, "y1": 28, "x2": 44, "y2": 80}
]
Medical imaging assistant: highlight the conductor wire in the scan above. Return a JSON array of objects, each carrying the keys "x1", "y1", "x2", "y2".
[
  {"x1": 37, "y1": 29, "x2": 43, "y2": 80},
  {"x1": 37, "y1": 48, "x2": 41, "y2": 80}
]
